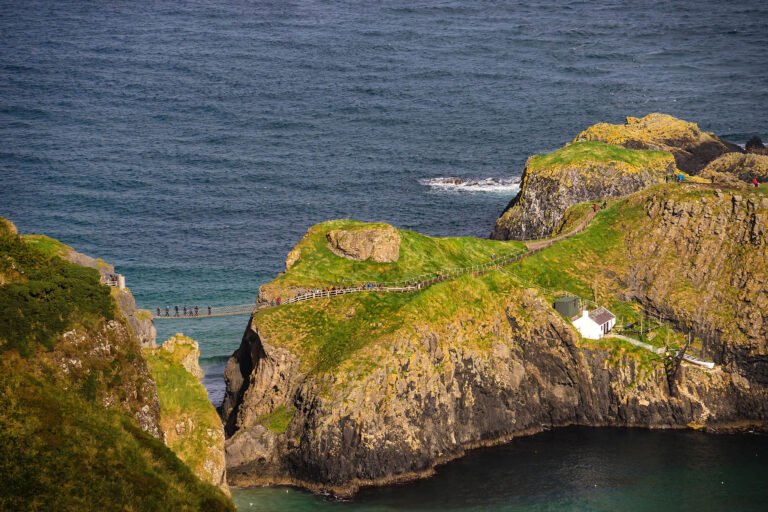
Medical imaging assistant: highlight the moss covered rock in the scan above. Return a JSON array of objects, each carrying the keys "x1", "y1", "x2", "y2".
[
  {"x1": 700, "y1": 153, "x2": 768, "y2": 184},
  {"x1": 145, "y1": 335, "x2": 228, "y2": 495},
  {"x1": 574, "y1": 113, "x2": 741, "y2": 173},
  {"x1": 492, "y1": 141, "x2": 675, "y2": 240}
]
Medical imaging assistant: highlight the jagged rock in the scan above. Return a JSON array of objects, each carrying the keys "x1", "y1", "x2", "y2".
[
  {"x1": 112, "y1": 288, "x2": 157, "y2": 348},
  {"x1": 492, "y1": 141, "x2": 675, "y2": 240},
  {"x1": 574, "y1": 113, "x2": 742, "y2": 173},
  {"x1": 746, "y1": 135, "x2": 767, "y2": 155},
  {"x1": 701, "y1": 153, "x2": 768, "y2": 184},
  {"x1": 326, "y1": 224, "x2": 400, "y2": 262},
  {"x1": 146, "y1": 335, "x2": 229, "y2": 495},
  {"x1": 161, "y1": 333, "x2": 204, "y2": 381}
]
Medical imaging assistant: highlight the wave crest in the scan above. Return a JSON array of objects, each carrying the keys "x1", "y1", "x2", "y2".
[{"x1": 419, "y1": 176, "x2": 520, "y2": 194}]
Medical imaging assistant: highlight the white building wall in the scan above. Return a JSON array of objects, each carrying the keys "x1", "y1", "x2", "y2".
[{"x1": 572, "y1": 312, "x2": 603, "y2": 340}]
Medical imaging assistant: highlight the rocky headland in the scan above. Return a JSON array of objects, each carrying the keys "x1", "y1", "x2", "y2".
[
  {"x1": 493, "y1": 113, "x2": 744, "y2": 240},
  {"x1": 220, "y1": 149, "x2": 768, "y2": 496}
]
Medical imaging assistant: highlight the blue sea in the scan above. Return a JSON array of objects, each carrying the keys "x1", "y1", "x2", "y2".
[{"x1": 2, "y1": 1, "x2": 767, "y2": 510}]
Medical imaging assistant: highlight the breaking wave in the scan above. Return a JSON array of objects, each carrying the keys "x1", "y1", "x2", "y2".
[{"x1": 419, "y1": 176, "x2": 521, "y2": 194}]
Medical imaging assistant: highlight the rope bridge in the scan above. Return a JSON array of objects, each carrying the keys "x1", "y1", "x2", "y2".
[
  {"x1": 151, "y1": 208, "x2": 599, "y2": 321},
  {"x1": 152, "y1": 247, "x2": 531, "y2": 320}
]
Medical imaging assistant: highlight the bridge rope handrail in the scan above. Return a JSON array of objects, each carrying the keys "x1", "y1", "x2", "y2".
[{"x1": 152, "y1": 208, "x2": 599, "y2": 320}]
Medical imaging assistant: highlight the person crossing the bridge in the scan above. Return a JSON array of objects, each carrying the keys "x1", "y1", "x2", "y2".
[
  {"x1": 165, "y1": 305, "x2": 170, "y2": 317},
  {"x1": 208, "y1": 305, "x2": 212, "y2": 316},
  {"x1": 183, "y1": 305, "x2": 187, "y2": 316},
  {"x1": 156, "y1": 307, "x2": 160, "y2": 317},
  {"x1": 194, "y1": 305, "x2": 199, "y2": 316},
  {"x1": 175, "y1": 305, "x2": 179, "y2": 317}
]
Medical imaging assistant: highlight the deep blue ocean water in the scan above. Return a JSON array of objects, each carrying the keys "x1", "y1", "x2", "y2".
[{"x1": 2, "y1": 1, "x2": 767, "y2": 509}]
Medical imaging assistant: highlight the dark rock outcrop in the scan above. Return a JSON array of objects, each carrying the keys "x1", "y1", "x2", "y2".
[{"x1": 623, "y1": 190, "x2": 768, "y2": 388}]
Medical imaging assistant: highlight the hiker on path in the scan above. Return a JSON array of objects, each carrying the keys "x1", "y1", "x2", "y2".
[
  {"x1": 592, "y1": 203, "x2": 598, "y2": 212},
  {"x1": 753, "y1": 178, "x2": 759, "y2": 188}
]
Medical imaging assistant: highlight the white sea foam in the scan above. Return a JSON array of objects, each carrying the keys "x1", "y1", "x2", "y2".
[{"x1": 419, "y1": 176, "x2": 521, "y2": 194}]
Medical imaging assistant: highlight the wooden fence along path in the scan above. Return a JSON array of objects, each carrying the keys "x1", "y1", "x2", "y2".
[{"x1": 152, "y1": 209, "x2": 598, "y2": 321}]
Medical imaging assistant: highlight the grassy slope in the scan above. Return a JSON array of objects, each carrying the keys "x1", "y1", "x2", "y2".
[
  {"x1": 528, "y1": 141, "x2": 671, "y2": 171},
  {"x1": 0, "y1": 217, "x2": 234, "y2": 511},
  {"x1": 144, "y1": 341, "x2": 225, "y2": 486},
  {"x1": 0, "y1": 221, "x2": 114, "y2": 356},
  {"x1": 256, "y1": 186, "x2": 732, "y2": 381},
  {"x1": 265, "y1": 219, "x2": 526, "y2": 294},
  {"x1": 527, "y1": 141, "x2": 673, "y2": 175}
]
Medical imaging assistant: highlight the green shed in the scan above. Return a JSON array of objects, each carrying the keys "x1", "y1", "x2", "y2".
[{"x1": 554, "y1": 296, "x2": 580, "y2": 318}]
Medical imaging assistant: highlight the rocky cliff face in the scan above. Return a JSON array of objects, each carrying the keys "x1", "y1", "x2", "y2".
[
  {"x1": 54, "y1": 318, "x2": 163, "y2": 439},
  {"x1": 145, "y1": 334, "x2": 229, "y2": 495},
  {"x1": 222, "y1": 284, "x2": 766, "y2": 496},
  {"x1": 700, "y1": 153, "x2": 768, "y2": 184},
  {"x1": 623, "y1": 188, "x2": 768, "y2": 388},
  {"x1": 492, "y1": 142, "x2": 674, "y2": 240},
  {"x1": 574, "y1": 113, "x2": 742, "y2": 173}
]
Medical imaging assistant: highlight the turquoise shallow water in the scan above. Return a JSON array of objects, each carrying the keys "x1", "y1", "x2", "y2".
[{"x1": 2, "y1": 0, "x2": 767, "y2": 509}]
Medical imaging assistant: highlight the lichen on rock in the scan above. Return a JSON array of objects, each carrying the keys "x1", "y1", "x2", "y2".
[
  {"x1": 700, "y1": 153, "x2": 768, "y2": 184},
  {"x1": 574, "y1": 113, "x2": 742, "y2": 173},
  {"x1": 326, "y1": 224, "x2": 401, "y2": 263}
]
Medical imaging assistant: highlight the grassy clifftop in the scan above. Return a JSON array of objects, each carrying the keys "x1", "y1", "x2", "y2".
[
  {"x1": 254, "y1": 182, "x2": 768, "y2": 384},
  {"x1": 262, "y1": 219, "x2": 526, "y2": 298},
  {"x1": 527, "y1": 141, "x2": 673, "y2": 176}
]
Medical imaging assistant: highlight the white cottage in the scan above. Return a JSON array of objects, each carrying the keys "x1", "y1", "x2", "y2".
[{"x1": 572, "y1": 307, "x2": 616, "y2": 340}]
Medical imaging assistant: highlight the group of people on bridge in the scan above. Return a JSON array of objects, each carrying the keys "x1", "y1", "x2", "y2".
[{"x1": 157, "y1": 305, "x2": 212, "y2": 317}]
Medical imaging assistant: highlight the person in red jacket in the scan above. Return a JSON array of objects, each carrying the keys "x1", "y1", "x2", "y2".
[{"x1": 753, "y1": 178, "x2": 759, "y2": 188}]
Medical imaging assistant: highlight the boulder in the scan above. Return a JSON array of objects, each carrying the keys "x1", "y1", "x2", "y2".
[{"x1": 326, "y1": 224, "x2": 400, "y2": 263}]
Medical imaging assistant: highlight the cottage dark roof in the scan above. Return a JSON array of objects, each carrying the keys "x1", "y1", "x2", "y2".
[{"x1": 589, "y1": 307, "x2": 615, "y2": 325}]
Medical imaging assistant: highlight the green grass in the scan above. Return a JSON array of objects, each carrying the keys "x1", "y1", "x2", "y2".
[
  {"x1": 256, "y1": 270, "x2": 522, "y2": 376},
  {"x1": 0, "y1": 219, "x2": 115, "y2": 357},
  {"x1": 22, "y1": 234, "x2": 71, "y2": 257},
  {"x1": 0, "y1": 354, "x2": 234, "y2": 512},
  {"x1": 267, "y1": 220, "x2": 526, "y2": 294},
  {"x1": 145, "y1": 345, "x2": 225, "y2": 486},
  {"x1": 258, "y1": 405, "x2": 295, "y2": 433},
  {"x1": 528, "y1": 141, "x2": 672, "y2": 173}
]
